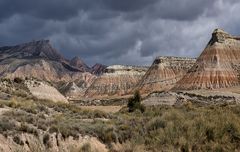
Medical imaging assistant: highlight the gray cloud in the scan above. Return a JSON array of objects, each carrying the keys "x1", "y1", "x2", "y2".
[{"x1": 0, "y1": 0, "x2": 240, "y2": 66}]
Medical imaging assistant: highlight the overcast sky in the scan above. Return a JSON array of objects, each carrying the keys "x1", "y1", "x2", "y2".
[{"x1": 0, "y1": 0, "x2": 239, "y2": 66}]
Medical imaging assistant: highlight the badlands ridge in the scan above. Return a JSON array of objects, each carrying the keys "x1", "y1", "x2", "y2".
[{"x1": 1, "y1": 29, "x2": 240, "y2": 103}]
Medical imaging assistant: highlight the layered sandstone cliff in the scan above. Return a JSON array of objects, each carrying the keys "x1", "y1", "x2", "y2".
[
  {"x1": 174, "y1": 29, "x2": 240, "y2": 90},
  {"x1": 84, "y1": 65, "x2": 148, "y2": 99},
  {"x1": 137, "y1": 56, "x2": 196, "y2": 95}
]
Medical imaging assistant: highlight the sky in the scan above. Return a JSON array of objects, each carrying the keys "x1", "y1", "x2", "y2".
[{"x1": 0, "y1": 0, "x2": 240, "y2": 66}]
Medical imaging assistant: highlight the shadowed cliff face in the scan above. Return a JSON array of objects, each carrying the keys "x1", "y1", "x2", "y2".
[
  {"x1": 137, "y1": 56, "x2": 196, "y2": 95},
  {"x1": 174, "y1": 29, "x2": 240, "y2": 90},
  {"x1": 91, "y1": 63, "x2": 107, "y2": 76},
  {"x1": 70, "y1": 56, "x2": 91, "y2": 72},
  {"x1": 0, "y1": 40, "x2": 64, "y2": 62}
]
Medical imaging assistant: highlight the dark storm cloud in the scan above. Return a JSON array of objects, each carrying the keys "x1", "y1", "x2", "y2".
[
  {"x1": 0, "y1": 0, "x2": 240, "y2": 66},
  {"x1": 0, "y1": 0, "x2": 87, "y2": 21}
]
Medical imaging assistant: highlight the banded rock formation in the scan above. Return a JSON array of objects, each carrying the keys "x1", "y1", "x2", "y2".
[
  {"x1": 85, "y1": 65, "x2": 148, "y2": 99},
  {"x1": 137, "y1": 56, "x2": 196, "y2": 95},
  {"x1": 174, "y1": 29, "x2": 240, "y2": 90}
]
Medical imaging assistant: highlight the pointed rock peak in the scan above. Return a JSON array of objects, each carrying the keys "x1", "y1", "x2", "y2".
[
  {"x1": 70, "y1": 56, "x2": 85, "y2": 65},
  {"x1": 70, "y1": 56, "x2": 90, "y2": 71},
  {"x1": 209, "y1": 28, "x2": 232, "y2": 45},
  {"x1": 213, "y1": 28, "x2": 228, "y2": 34},
  {"x1": 91, "y1": 63, "x2": 107, "y2": 75},
  {"x1": 0, "y1": 39, "x2": 65, "y2": 61},
  {"x1": 208, "y1": 28, "x2": 240, "y2": 46}
]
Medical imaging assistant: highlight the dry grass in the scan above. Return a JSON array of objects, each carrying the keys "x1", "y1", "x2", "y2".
[
  {"x1": 80, "y1": 106, "x2": 122, "y2": 113},
  {"x1": 0, "y1": 96, "x2": 239, "y2": 151}
]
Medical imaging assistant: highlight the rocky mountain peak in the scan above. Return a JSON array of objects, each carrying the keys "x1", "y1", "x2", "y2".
[
  {"x1": 208, "y1": 28, "x2": 240, "y2": 46},
  {"x1": 174, "y1": 29, "x2": 240, "y2": 90},
  {"x1": 70, "y1": 56, "x2": 90, "y2": 72},
  {"x1": 210, "y1": 28, "x2": 231, "y2": 44},
  {"x1": 70, "y1": 56, "x2": 85, "y2": 66},
  {"x1": 91, "y1": 63, "x2": 107, "y2": 75},
  {"x1": 0, "y1": 39, "x2": 65, "y2": 61}
]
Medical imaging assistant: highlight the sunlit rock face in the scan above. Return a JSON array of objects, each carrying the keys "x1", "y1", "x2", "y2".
[
  {"x1": 174, "y1": 29, "x2": 240, "y2": 90},
  {"x1": 137, "y1": 56, "x2": 196, "y2": 95},
  {"x1": 84, "y1": 65, "x2": 148, "y2": 99}
]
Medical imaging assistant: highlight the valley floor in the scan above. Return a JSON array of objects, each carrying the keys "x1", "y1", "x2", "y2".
[{"x1": 0, "y1": 97, "x2": 239, "y2": 151}]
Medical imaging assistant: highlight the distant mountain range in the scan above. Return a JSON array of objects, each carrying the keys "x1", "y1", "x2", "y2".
[{"x1": 0, "y1": 40, "x2": 106, "y2": 82}]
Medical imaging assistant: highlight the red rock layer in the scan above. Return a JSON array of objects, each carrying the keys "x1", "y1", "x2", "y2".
[
  {"x1": 174, "y1": 29, "x2": 240, "y2": 90},
  {"x1": 137, "y1": 56, "x2": 196, "y2": 95},
  {"x1": 84, "y1": 65, "x2": 147, "y2": 99}
]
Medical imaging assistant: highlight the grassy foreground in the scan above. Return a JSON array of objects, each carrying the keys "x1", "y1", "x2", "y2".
[{"x1": 0, "y1": 98, "x2": 239, "y2": 152}]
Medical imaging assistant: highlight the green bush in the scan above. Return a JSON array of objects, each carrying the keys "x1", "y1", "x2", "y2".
[{"x1": 127, "y1": 91, "x2": 145, "y2": 113}]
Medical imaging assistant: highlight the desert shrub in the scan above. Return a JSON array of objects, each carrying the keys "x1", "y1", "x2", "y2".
[
  {"x1": 49, "y1": 125, "x2": 59, "y2": 134},
  {"x1": 127, "y1": 91, "x2": 145, "y2": 113},
  {"x1": 223, "y1": 123, "x2": 240, "y2": 143},
  {"x1": 13, "y1": 77, "x2": 23, "y2": 84},
  {"x1": 13, "y1": 136, "x2": 24, "y2": 145},
  {"x1": 206, "y1": 127, "x2": 214, "y2": 141},
  {"x1": 0, "y1": 117, "x2": 15, "y2": 133},
  {"x1": 1, "y1": 93, "x2": 240, "y2": 151},
  {"x1": 36, "y1": 119, "x2": 48, "y2": 131},
  {"x1": 146, "y1": 117, "x2": 166, "y2": 131},
  {"x1": 80, "y1": 143, "x2": 91, "y2": 152},
  {"x1": 18, "y1": 123, "x2": 38, "y2": 136},
  {"x1": 43, "y1": 133, "x2": 51, "y2": 148}
]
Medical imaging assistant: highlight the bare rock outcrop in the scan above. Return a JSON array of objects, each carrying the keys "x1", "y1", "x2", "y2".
[
  {"x1": 174, "y1": 29, "x2": 240, "y2": 90},
  {"x1": 59, "y1": 73, "x2": 96, "y2": 100},
  {"x1": 137, "y1": 56, "x2": 196, "y2": 95},
  {"x1": 85, "y1": 65, "x2": 148, "y2": 99},
  {"x1": 91, "y1": 63, "x2": 107, "y2": 75},
  {"x1": 0, "y1": 133, "x2": 108, "y2": 152},
  {"x1": 70, "y1": 56, "x2": 90, "y2": 72},
  {"x1": 26, "y1": 80, "x2": 68, "y2": 103}
]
